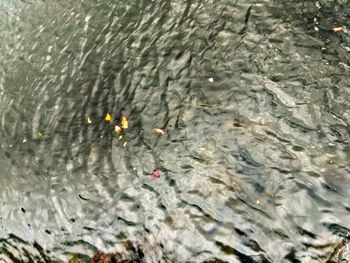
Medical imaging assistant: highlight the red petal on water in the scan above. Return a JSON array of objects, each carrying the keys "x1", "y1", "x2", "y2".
[
  {"x1": 151, "y1": 168, "x2": 160, "y2": 180},
  {"x1": 92, "y1": 251, "x2": 102, "y2": 262}
]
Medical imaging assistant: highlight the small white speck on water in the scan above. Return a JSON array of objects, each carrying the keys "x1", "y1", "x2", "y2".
[
  {"x1": 208, "y1": 77, "x2": 214, "y2": 83},
  {"x1": 22, "y1": 138, "x2": 27, "y2": 143}
]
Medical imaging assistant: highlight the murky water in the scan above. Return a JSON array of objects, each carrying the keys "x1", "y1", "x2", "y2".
[{"x1": 0, "y1": 0, "x2": 349, "y2": 262}]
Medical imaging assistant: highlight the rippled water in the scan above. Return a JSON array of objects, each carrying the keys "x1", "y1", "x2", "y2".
[{"x1": 0, "y1": 0, "x2": 350, "y2": 262}]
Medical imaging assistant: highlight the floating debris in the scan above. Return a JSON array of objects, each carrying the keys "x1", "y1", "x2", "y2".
[
  {"x1": 87, "y1": 117, "x2": 92, "y2": 124},
  {"x1": 153, "y1": 128, "x2": 165, "y2": 136},
  {"x1": 118, "y1": 135, "x2": 123, "y2": 140},
  {"x1": 121, "y1": 116, "x2": 128, "y2": 129},
  {"x1": 22, "y1": 138, "x2": 27, "y2": 143},
  {"x1": 333, "y1": 27, "x2": 345, "y2": 33},
  {"x1": 105, "y1": 113, "x2": 112, "y2": 122},
  {"x1": 208, "y1": 77, "x2": 214, "y2": 83},
  {"x1": 78, "y1": 194, "x2": 90, "y2": 201},
  {"x1": 151, "y1": 168, "x2": 160, "y2": 180},
  {"x1": 123, "y1": 141, "x2": 128, "y2": 147}
]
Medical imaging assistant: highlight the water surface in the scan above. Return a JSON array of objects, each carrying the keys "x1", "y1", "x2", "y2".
[{"x1": 0, "y1": 0, "x2": 349, "y2": 262}]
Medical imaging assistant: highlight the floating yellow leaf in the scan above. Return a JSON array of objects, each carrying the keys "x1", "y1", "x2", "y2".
[
  {"x1": 118, "y1": 135, "x2": 123, "y2": 140},
  {"x1": 105, "y1": 113, "x2": 112, "y2": 122},
  {"x1": 115, "y1": 125, "x2": 122, "y2": 133},
  {"x1": 121, "y1": 116, "x2": 128, "y2": 129},
  {"x1": 153, "y1": 128, "x2": 165, "y2": 136},
  {"x1": 87, "y1": 117, "x2": 92, "y2": 124},
  {"x1": 38, "y1": 132, "x2": 43, "y2": 137}
]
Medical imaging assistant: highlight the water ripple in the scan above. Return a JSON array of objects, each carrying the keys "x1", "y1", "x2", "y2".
[{"x1": 0, "y1": 0, "x2": 349, "y2": 262}]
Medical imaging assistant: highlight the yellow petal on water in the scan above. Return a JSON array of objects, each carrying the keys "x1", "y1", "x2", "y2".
[
  {"x1": 118, "y1": 135, "x2": 123, "y2": 140},
  {"x1": 105, "y1": 113, "x2": 112, "y2": 122},
  {"x1": 123, "y1": 141, "x2": 128, "y2": 147},
  {"x1": 114, "y1": 125, "x2": 122, "y2": 133},
  {"x1": 38, "y1": 132, "x2": 43, "y2": 137},
  {"x1": 87, "y1": 117, "x2": 92, "y2": 124},
  {"x1": 121, "y1": 116, "x2": 128, "y2": 129}
]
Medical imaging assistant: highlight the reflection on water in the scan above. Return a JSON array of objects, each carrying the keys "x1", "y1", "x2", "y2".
[{"x1": 0, "y1": 0, "x2": 349, "y2": 262}]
